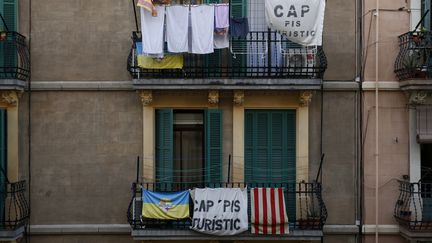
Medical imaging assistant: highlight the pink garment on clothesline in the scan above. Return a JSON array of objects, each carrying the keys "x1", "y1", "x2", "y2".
[{"x1": 215, "y1": 5, "x2": 229, "y2": 29}]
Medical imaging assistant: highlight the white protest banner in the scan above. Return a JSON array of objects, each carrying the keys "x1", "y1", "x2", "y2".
[
  {"x1": 191, "y1": 188, "x2": 248, "y2": 236},
  {"x1": 265, "y1": 0, "x2": 326, "y2": 46}
]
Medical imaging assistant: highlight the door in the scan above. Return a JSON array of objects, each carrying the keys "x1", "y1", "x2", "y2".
[
  {"x1": 174, "y1": 111, "x2": 205, "y2": 186},
  {"x1": 155, "y1": 109, "x2": 223, "y2": 189},
  {"x1": 245, "y1": 110, "x2": 296, "y2": 221}
]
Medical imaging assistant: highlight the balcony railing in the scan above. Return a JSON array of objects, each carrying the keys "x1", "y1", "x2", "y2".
[
  {"x1": 128, "y1": 31, "x2": 327, "y2": 80},
  {"x1": 127, "y1": 182, "x2": 327, "y2": 233},
  {"x1": 394, "y1": 180, "x2": 432, "y2": 231},
  {"x1": 0, "y1": 31, "x2": 30, "y2": 81},
  {"x1": 394, "y1": 31, "x2": 432, "y2": 81},
  {"x1": 0, "y1": 180, "x2": 29, "y2": 230}
]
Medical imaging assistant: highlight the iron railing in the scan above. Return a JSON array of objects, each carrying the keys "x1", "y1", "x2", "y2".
[
  {"x1": 0, "y1": 180, "x2": 29, "y2": 230},
  {"x1": 127, "y1": 182, "x2": 327, "y2": 232},
  {"x1": 394, "y1": 31, "x2": 432, "y2": 81},
  {"x1": 0, "y1": 31, "x2": 30, "y2": 81},
  {"x1": 128, "y1": 31, "x2": 327, "y2": 79},
  {"x1": 394, "y1": 180, "x2": 432, "y2": 231}
]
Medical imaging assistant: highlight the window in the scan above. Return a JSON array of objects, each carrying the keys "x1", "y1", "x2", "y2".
[
  {"x1": 0, "y1": 0, "x2": 17, "y2": 31},
  {"x1": 0, "y1": 0, "x2": 17, "y2": 77},
  {"x1": 421, "y1": 0, "x2": 432, "y2": 30},
  {"x1": 155, "y1": 109, "x2": 222, "y2": 187}
]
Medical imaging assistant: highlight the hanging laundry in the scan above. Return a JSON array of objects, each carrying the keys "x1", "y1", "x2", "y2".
[
  {"x1": 137, "y1": 0, "x2": 157, "y2": 17},
  {"x1": 140, "y1": 6, "x2": 165, "y2": 55},
  {"x1": 215, "y1": 4, "x2": 230, "y2": 29},
  {"x1": 166, "y1": 5, "x2": 190, "y2": 53},
  {"x1": 138, "y1": 55, "x2": 184, "y2": 69},
  {"x1": 230, "y1": 17, "x2": 250, "y2": 39},
  {"x1": 190, "y1": 5, "x2": 215, "y2": 54},
  {"x1": 214, "y1": 33, "x2": 229, "y2": 49}
]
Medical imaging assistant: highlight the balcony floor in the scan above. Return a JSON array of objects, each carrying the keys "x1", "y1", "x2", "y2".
[
  {"x1": 0, "y1": 226, "x2": 25, "y2": 241},
  {"x1": 0, "y1": 79, "x2": 27, "y2": 91},
  {"x1": 132, "y1": 229, "x2": 323, "y2": 241},
  {"x1": 133, "y1": 78, "x2": 322, "y2": 90},
  {"x1": 400, "y1": 226, "x2": 432, "y2": 242}
]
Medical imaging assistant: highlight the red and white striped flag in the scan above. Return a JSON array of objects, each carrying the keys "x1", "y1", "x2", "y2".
[{"x1": 250, "y1": 188, "x2": 289, "y2": 235}]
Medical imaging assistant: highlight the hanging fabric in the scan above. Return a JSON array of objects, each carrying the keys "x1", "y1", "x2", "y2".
[
  {"x1": 190, "y1": 5, "x2": 215, "y2": 54},
  {"x1": 140, "y1": 5, "x2": 166, "y2": 55},
  {"x1": 137, "y1": 0, "x2": 157, "y2": 16},
  {"x1": 229, "y1": 17, "x2": 249, "y2": 39},
  {"x1": 251, "y1": 188, "x2": 289, "y2": 235},
  {"x1": 166, "y1": 5, "x2": 190, "y2": 53},
  {"x1": 265, "y1": 0, "x2": 326, "y2": 46},
  {"x1": 215, "y1": 4, "x2": 230, "y2": 29},
  {"x1": 138, "y1": 55, "x2": 184, "y2": 69}
]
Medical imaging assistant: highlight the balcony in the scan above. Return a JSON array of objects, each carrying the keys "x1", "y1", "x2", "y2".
[
  {"x1": 394, "y1": 180, "x2": 432, "y2": 241},
  {"x1": 128, "y1": 31, "x2": 327, "y2": 90},
  {"x1": 0, "y1": 180, "x2": 29, "y2": 241},
  {"x1": 127, "y1": 182, "x2": 327, "y2": 241},
  {"x1": 0, "y1": 31, "x2": 30, "y2": 91},
  {"x1": 394, "y1": 31, "x2": 432, "y2": 91}
]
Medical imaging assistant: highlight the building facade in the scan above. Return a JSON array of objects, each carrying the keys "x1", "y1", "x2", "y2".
[
  {"x1": 362, "y1": 0, "x2": 432, "y2": 242},
  {"x1": 0, "y1": 0, "x2": 365, "y2": 242}
]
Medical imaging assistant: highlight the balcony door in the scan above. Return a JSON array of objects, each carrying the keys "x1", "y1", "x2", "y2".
[
  {"x1": 156, "y1": 109, "x2": 222, "y2": 189},
  {"x1": 244, "y1": 110, "x2": 296, "y2": 220},
  {"x1": 174, "y1": 112, "x2": 204, "y2": 185}
]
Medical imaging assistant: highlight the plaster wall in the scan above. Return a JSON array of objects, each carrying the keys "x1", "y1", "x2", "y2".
[
  {"x1": 362, "y1": 91, "x2": 409, "y2": 225},
  {"x1": 28, "y1": 91, "x2": 142, "y2": 224},
  {"x1": 363, "y1": 0, "x2": 410, "y2": 81}
]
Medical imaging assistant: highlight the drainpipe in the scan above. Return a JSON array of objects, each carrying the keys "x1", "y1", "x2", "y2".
[{"x1": 374, "y1": 0, "x2": 380, "y2": 242}]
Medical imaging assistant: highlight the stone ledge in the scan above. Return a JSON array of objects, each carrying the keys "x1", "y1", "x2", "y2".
[
  {"x1": 323, "y1": 225, "x2": 359, "y2": 234},
  {"x1": 0, "y1": 226, "x2": 25, "y2": 241},
  {"x1": 132, "y1": 229, "x2": 323, "y2": 241},
  {"x1": 0, "y1": 79, "x2": 27, "y2": 91},
  {"x1": 29, "y1": 224, "x2": 131, "y2": 235},
  {"x1": 30, "y1": 81, "x2": 133, "y2": 91}
]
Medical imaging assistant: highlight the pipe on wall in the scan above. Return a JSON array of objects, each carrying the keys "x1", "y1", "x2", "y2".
[{"x1": 374, "y1": 0, "x2": 380, "y2": 242}]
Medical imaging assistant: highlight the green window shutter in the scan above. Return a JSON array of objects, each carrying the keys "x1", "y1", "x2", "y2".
[
  {"x1": 244, "y1": 110, "x2": 296, "y2": 220},
  {"x1": 230, "y1": 0, "x2": 247, "y2": 18},
  {"x1": 0, "y1": 109, "x2": 6, "y2": 223},
  {"x1": 1, "y1": 0, "x2": 18, "y2": 78},
  {"x1": 155, "y1": 109, "x2": 174, "y2": 189},
  {"x1": 230, "y1": 0, "x2": 247, "y2": 77},
  {"x1": 205, "y1": 109, "x2": 222, "y2": 184},
  {"x1": 1, "y1": 0, "x2": 17, "y2": 31}
]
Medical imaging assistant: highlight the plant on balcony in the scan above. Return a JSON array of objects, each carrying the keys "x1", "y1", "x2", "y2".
[{"x1": 403, "y1": 50, "x2": 428, "y2": 78}]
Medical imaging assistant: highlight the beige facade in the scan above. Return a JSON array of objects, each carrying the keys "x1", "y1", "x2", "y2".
[{"x1": 0, "y1": 0, "x2": 367, "y2": 242}]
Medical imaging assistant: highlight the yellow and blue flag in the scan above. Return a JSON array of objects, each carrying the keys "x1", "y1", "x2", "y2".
[{"x1": 142, "y1": 190, "x2": 190, "y2": 220}]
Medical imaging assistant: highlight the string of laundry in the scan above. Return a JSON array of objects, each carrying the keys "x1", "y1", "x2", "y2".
[{"x1": 135, "y1": 0, "x2": 250, "y2": 69}]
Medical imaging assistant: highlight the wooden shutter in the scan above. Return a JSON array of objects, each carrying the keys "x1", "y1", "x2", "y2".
[
  {"x1": 156, "y1": 109, "x2": 174, "y2": 189},
  {"x1": 1, "y1": 0, "x2": 18, "y2": 77},
  {"x1": 0, "y1": 109, "x2": 6, "y2": 223},
  {"x1": 1, "y1": 0, "x2": 17, "y2": 31},
  {"x1": 230, "y1": 0, "x2": 247, "y2": 77},
  {"x1": 205, "y1": 109, "x2": 222, "y2": 184},
  {"x1": 244, "y1": 110, "x2": 297, "y2": 220}
]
